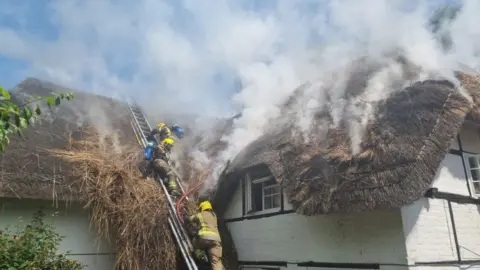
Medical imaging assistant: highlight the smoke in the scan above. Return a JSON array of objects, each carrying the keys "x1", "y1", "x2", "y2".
[
  {"x1": 193, "y1": 0, "x2": 480, "y2": 190},
  {"x1": 1, "y1": 0, "x2": 479, "y2": 191}
]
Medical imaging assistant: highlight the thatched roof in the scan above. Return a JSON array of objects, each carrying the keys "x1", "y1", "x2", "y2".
[
  {"x1": 214, "y1": 71, "x2": 480, "y2": 216},
  {"x1": 0, "y1": 78, "x2": 135, "y2": 201},
  {"x1": 0, "y1": 78, "x2": 238, "y2": 269}
]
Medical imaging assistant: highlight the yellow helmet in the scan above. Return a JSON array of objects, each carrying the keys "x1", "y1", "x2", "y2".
[
  {"x1": 199, "y1": 201, "x2": 212, "y2": 211},
  {"x1": 162, "y1": 137, "x2": 174, "y2": 145},
  {"x1": 157, "y1": 122, "x2": 166, "y2": 129}
]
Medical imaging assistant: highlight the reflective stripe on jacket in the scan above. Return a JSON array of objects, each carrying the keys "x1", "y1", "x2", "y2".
[{"x1": 188, "y1": 210, "x2": 221, "y2": 242}]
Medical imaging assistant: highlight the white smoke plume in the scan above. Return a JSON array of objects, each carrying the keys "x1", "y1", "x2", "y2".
[{"x1": 0, "y1": 0, "x2": 478, "y2": 190}]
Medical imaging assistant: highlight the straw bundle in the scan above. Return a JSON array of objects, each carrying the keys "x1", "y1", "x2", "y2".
[{"x1": 49, "y1": 128, "x2": 181, "y2": 270}]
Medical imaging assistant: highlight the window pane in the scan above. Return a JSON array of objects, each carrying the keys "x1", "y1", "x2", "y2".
[
  {"x1": 252, "y1": 183, "x2": 263, "y2": 212},
  {"x1": 472, "y1": 169, "x2": 480, "y2": 181},
  {"x1": 263, "y1": 186, "x2": 274, "y2": 195},
  {"x1": 474, "y1": 182, "x2": 480, "y2": 195},
  {"x1": 264, "y1": 196, "x2": 272, "y2": 209},
  {"x1": 469, "y1": 157, "x2": 480, "y2": 169},
  {"x1": 263, "y1": 184, "x2": 281, "y2": 210}
]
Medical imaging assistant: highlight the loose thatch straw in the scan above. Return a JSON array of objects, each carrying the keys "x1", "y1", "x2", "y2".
[
  {"x1": 49, "y1": 128, "x2": 181, "y2": 270},
  {"x1": 0, "y1": 78, "x2": 237, "y2": 269}
]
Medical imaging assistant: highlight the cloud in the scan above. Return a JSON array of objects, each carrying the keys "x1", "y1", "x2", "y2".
[{"x1": 0, "y1": 0, "x2": 478, "y2": 189}]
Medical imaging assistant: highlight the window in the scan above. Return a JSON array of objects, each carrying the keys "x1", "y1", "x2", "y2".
[
  {"x1": 244, "y1": 169, "x2": 281, "y2": 214},
  {"x1": 464, "y1": 153, "x2": 480, "y2": 196}
]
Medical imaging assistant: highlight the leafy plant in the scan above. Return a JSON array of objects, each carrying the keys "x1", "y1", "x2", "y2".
[
  {"x1": 0, "y1": 85, "x2": 74, "y2": 152},
  {"x1": 0, "y1": 210, "x2": 84, "y2": 270}
]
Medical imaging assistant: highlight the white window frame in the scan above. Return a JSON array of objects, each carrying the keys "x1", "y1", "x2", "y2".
[
  {"x1": 463, "y1": 153, "x2": 480, "y2": 197},
  {"x1": 262, "y1": 184, "x2": 281, "y2": 210},
  {"x1": 244, "y1": 173, "x2": 281, "y2": 215}
]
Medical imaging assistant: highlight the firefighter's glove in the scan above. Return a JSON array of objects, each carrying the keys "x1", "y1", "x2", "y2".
[{"x1": 146, "y1": 134, "x2": 155, "y2": 141}]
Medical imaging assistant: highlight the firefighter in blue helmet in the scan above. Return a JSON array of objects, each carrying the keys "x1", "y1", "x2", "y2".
[
  {"x1": 147, "y1": 123, "x2": 184, "y2": 198},
  {"x1": 171, "y1": 124, "x2": 184, "y2": 139}
]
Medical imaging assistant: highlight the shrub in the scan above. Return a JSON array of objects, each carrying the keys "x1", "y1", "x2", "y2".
[{"x1": 0, "y1": 210, "x2": 84, "y2": 270}]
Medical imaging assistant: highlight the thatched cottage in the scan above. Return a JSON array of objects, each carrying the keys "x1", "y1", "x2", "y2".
[
  {"x1": 213, "y1": 72, "x2": 480, "y2": 270},
  {"x1": 0, "y1": 78, "x2": 135, "y2": 269}
]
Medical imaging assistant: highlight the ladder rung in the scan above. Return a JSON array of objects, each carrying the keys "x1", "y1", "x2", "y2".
[
  {"x1": 137, "y1": 120, "x2": 149, "y2": 127},
  {"x1": 139, "y1": 124, "x2": 150, "y2": 130},
  {"x1": 133, "y1": 114, "x2": 144, "y2": 121},
  {"x1": 132, "y1": 109, "x2": 143, "y2": 116},
  {"x1": 131, "y1": 106, "x2": 142, "y2": 112}
]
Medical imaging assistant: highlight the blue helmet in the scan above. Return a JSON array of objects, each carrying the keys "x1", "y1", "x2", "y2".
[{"x1": 171, "y1": 124, "x2": 184, "y2": 139}]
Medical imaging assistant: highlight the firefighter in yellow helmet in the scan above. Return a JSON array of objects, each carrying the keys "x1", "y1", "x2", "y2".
[
  {"x1": 184, "y1": 200, "x2": 224, "y2": 270},
  {"x1": 148, "y1": 122, "x2": 184, "y2": 198}
]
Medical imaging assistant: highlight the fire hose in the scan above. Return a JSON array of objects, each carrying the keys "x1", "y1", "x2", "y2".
[
  {"x1": 176, "y1": 179, "x2": 205, "y2": 224},
  {"x1": 176, "y1": 163, "x2": 230, "y2": 223}
]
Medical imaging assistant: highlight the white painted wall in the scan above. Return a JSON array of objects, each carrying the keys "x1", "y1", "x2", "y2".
[
  {"x1": 284, "y1": 193, "x2": 294, "y2": 211},
  {"x1": 238, "y1": 264, "x2": 441, "y2": 270},
  {"x1": 238, "y1": 265, "x2": 480, "y2": 270},
  {"x1": 0, "y1": 198, "x2": 115, "y2": 270},
  {"x1": 401, "y1": 198, "x2": 457, "y2": 264},
  {"x1": 459, "y1": 124, "x2": 480, "y2": 153},
  {"x1": 239, "y1": 266, "x2": 285, "y2": 270},
  {"x1": 224, "y1": 181, "x2": 243, "y2": 219},
  {"x1": 450, "y1": 137, "x2": 460, "y2": 150},
  {"x1": 305, "y1": 267, "x2": 377, "y2": 270},
  {"x1": 431, "y1": 153, "x2": 469, "y2": 196},
  {"x1": 400, "y1": 124, "x2": 480, "y2": 269},
  {"x1": 407, "y1": 266, "x2": 480, "y2": 270},
  {"x1": 227, "y1": 209, "x2": 407, "y2": 265},
  {"x1": 451, "y1": 202, "x2": 480, "y2": 260},
  {"x1": 231, "y1": 124, "x2": 480, "y2": 270}
]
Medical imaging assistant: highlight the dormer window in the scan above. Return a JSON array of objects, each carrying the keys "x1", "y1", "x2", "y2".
[{"x1": 244, "y1": 166, "x2": 281, "y2": 214}]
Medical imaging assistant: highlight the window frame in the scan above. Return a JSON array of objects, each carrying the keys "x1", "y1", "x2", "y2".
[
  {"x1": 244, "y1": 172, "x2": 282, "y2": 216},
  {"x1": 262, "y1": 183, "x2": 281, "y2": 210},
  {"x1": 463, "y1": 152, "x2": 480, "y2": 197}
]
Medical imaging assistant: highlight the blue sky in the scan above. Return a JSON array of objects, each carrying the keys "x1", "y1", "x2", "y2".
[{"x1": 0, "y1": 0, "x2": 466, "y2": 117}]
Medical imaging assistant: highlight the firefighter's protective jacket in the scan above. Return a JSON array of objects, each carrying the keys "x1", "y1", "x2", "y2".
[
  {"x1": 187, "y1": 210, "x2": 222, "y2": 242},
  {"x1": 154, "y1": 142, "x2": 171, "y2": 160},
  {"x1": 150, "y1": 124, "x2": 172, "y2": 142}
]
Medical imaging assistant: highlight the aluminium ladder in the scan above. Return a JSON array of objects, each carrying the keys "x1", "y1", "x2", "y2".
[{"x1": 127, "y1": 100, "x2": 199, "y2": 270}]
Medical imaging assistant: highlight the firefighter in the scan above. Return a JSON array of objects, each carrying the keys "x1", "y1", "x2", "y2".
[
  {"x1": 148, "y1": 123, "x2": 184, "y2": 198},
  {"x1": 184, "y1": 200, "x2": 224, "y2": 270},
  {"x1": 149, "y1": 123, "x2": 184, "y2": 142}
]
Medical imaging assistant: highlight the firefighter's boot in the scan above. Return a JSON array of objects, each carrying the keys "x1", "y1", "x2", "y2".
[
  {"x1": 167, "y1": 175, "x2": 181, "y2": 198},
  {"x1": 194, "y1": 249, "x2": 209, "y2": 264}
]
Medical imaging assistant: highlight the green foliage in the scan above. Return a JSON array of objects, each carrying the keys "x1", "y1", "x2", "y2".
[
  {"x1": 0, "y1": 85, "x2": 74, "y2": 152},
  {"x1": 0, "y1": 210, "x2": 84, "y2": 270}
]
